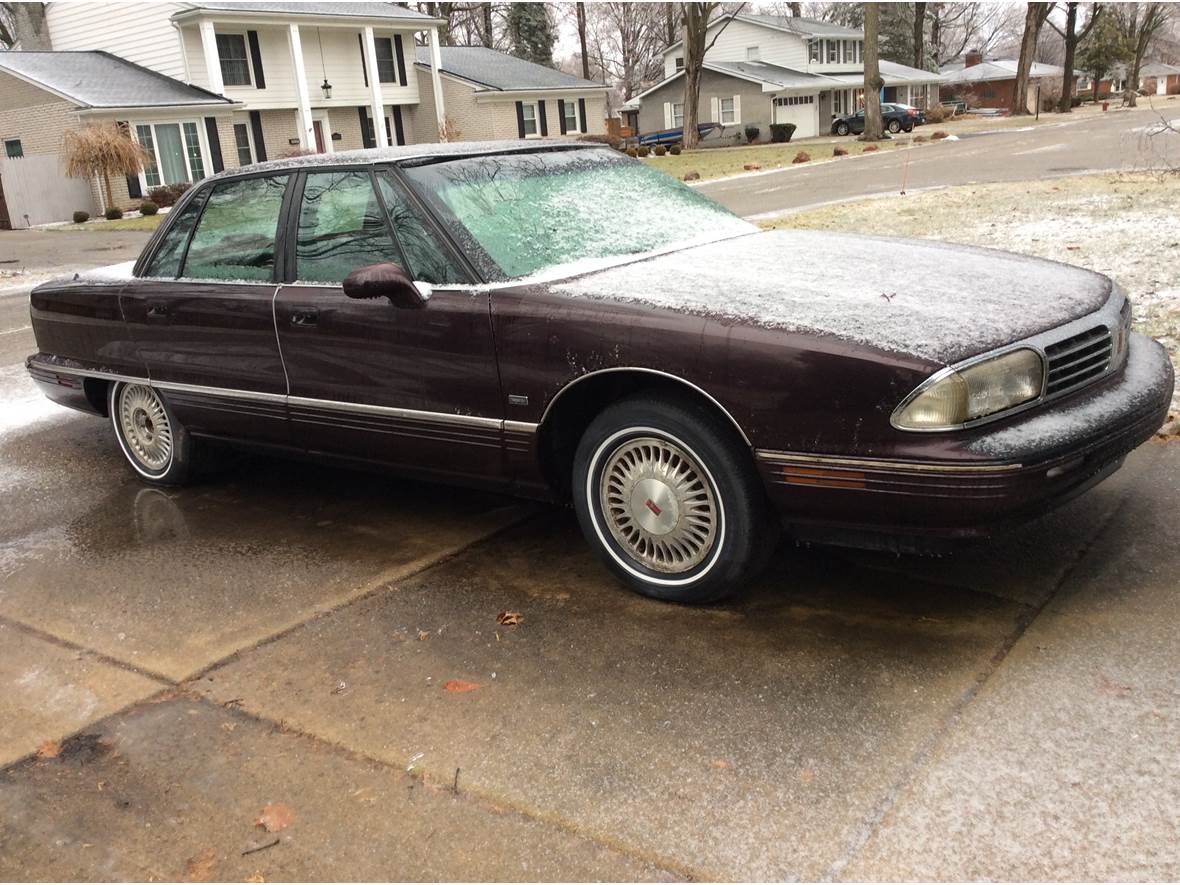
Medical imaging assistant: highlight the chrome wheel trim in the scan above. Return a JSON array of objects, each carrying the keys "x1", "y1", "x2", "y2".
[
  {"x1": 587, "y1": 427, "x2": 726, "y2": 586},
  {"x1": 116, "y1": 384, "x2": 173, "y2": 473}
]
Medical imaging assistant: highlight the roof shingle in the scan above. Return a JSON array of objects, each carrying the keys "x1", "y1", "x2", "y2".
[{"x1": 414, "y1": 45, "x2": 605, "y2": 91}]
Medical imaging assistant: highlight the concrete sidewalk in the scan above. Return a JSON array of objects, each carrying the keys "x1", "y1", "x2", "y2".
[{"x1": 1, "y1": 382, "x2": 1177, "y2": 878}]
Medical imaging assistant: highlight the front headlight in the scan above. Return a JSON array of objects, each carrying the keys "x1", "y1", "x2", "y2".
[{"x1": 892, "y1": 348, "x2": 1045, "y2": 430}]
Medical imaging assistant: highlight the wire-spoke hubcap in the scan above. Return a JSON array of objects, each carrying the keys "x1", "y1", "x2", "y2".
[
  {"x1": 118, "y1": 384, "x2": 173, "y2": 472},
  {"x1": 600, "y1": 436, "x2": 718, "y2": 574}
]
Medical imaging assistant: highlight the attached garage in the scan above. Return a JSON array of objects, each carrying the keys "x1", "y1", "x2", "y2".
[{"x1": 772, "y1": 94, "x2": 818, "y2": 138}]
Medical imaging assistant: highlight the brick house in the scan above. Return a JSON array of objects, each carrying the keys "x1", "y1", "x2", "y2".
[
  {"x1": 0, "y1": 1, "x2": 607, "y2": 227},
  {"x1": 939, "y1": 52, "x2": 1077, "y2": 111}
]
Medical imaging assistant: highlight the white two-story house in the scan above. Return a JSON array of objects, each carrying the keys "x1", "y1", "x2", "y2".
[
  {"x1": 0, "y1": 1, "x2": 607, "y2": 226},
  {"x1": 632, "y1": 13, "x2": 941, "y2": 140}
]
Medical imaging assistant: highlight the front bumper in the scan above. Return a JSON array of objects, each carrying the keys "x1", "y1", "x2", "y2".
[{"x1": 758, "y1": 334, "x2": 1174, "y2": 540}]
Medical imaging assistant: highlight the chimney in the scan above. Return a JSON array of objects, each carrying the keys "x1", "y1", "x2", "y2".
[{"x1": 965, "y1": 50, "x2": 983, "y2": 68}]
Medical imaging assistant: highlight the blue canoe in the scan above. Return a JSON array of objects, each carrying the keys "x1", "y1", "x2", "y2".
[{"x1": 636, "y1": 123, "x2": 720, "y2": 146}]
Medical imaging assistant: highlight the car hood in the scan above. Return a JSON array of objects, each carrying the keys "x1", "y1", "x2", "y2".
[{"x1": 544, "y1": 229, "x2": 1113, "y2": 365}]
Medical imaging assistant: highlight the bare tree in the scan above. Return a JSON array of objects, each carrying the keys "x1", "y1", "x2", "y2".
[
  {"x1": 861, "y1": 2, "x2": 885, "y2": 140},
  {"x1": 575, "y1": 2, "x2": 590, "y2": 80},
  {"x1": 681, "y1": 3, "x2": 743, "y2": 149},
  {"x1": 1114, "y1": 2, "x2": 1171, "y2": 107},
  {"x1": 1048, "y1": 3, "x2": 1103, "y2": 112},
  {"x1": 1, "y1": 2, "x2": 49, "y2": 49},
  {"x1": 586, "y1": 3, "x2": 669, "y2": 100},
  {"x1": 1012, "y1": 2, "x2": 1053, "y2": 115},
  {"x1": 913, "y1": 2, "x2": 927, "y2": 69},
  {"x1": 929, "y1": 2, "x2": 1006, "y2": 68}
]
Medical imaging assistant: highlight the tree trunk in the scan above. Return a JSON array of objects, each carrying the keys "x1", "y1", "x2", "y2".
[
  {"x1": 666, "y1": 4, "x2": 677, "y2": 47},
  {"x1": 930, "y1": 4, "x2": 941, "y2": 69},
  {"x1": 481, "y1": 2, "x2": 493, "y2": 47},
  {"x1": 1012, "y1": 2, "x2": 1051, "y2": 115},
  {"x1": 102, "y1": 173, "x2": 114, "y2": 212},
  {"x1": 576, "y1": 2, "x2": 589, "y2": 80},
  {"x1": 913, "y1": 2, "x2": 926, "y2": 70},
  {"x1": 682, "y1": 4, "x2": 706, "y2": 149},
  {"x1": 861, "y1": 3, "x2": 885, "y2": 140},
  {"x1": 789, "y1": 2, "x2": 802, "y2": 15},
  {"x1": 1058, "y1": 2, "x2": 1079, "y2": 112}
]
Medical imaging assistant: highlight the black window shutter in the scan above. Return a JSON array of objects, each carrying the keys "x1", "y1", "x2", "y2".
[
  {"x1": 248, "y1": 110, "x2": 267, "y2": 161},
  {"x1": 578, "y1": 98, "x2": 587, "y2": 132},
  {"x1": 538, "y1": 100, "x2": 548, "y2": 136},
  {"x1": 247, "y1": 31, "x2": 266, "y2": 89},
  {"x1": 515, "y1": 101, "x2": 525, "y2": 138},
  {"x1": 203, "y1": 117, "x2": 224, "y2": 173},
  {"x1": 358, "y1": 106, "x2": 375, "y2": 148},
  {"x1": 392, "y1": 105, "x2": 405, "y2": 146},
  {"x1": 393, "y1": 35, "x2": 407, "y2": 86},
  {"x1": 126, "y1": 174, "x2": 143, "y2": 198},
  {"x1": 357, "y1": 34, "x2": 368, "y2": 87},
  {"x1": 558, "y1": 100, "x2": 567, "y2": 135}
]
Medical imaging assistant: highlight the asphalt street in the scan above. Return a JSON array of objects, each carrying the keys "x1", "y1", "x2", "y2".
[
  {"x1": 1, "y1": 110, "x2": 1178, "y2": 879},
  {"x1": 700, "y1": 103, "x2": 1180, "y2": 217}
]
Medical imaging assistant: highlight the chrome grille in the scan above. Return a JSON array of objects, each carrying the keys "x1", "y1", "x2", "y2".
[{"x1": 1044, "y1": 325, "x2": 1112, "y2": 398}]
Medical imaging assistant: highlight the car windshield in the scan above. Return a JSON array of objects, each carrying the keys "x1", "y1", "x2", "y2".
[{"x1": 398, "y1": 147, "x2": 755, "y2": 281}]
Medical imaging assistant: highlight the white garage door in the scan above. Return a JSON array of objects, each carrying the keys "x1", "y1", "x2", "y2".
[{"x1": 773, "y1": 95, "x2": 817, "y2": 138}]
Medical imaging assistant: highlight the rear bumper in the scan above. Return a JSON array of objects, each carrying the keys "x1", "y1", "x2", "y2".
[{"x1": 758, "y1": 334, "x2": 1174, "y2": 540}]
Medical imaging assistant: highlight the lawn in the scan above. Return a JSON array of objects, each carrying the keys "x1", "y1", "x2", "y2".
[
  {"x1": 763, "y1": 171, "x2": 1180, "y2": 430},
  {"x1": 642, "y1": 135, "x2": 923, "y2": 182},
  {"x1": 53, "y1": 214, "x2": 164, "y2": 232}
]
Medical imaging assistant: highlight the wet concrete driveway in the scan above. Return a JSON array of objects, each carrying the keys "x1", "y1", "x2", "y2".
[{"x1": 2, "y1": 291, "x2": 1178, "y2": 879}]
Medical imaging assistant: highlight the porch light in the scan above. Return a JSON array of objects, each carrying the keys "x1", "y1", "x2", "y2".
[{"x1": 321, "y1": 78, "x2": 333, "y2": 99}]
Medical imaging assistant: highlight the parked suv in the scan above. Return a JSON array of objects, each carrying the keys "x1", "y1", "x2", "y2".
[{"x1": 831, "y1": 105, "x2": 915, "y2": 135}]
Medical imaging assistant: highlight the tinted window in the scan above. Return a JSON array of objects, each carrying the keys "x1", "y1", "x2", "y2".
[
  {"x1": 296, "y1": 170, "x2": 403, "y2": 284},
  {"x1": 400, "y1": 149, "x2": 753, "y2": 280},
  {"x1": 143, "y1": 189, "x2": 207, "y2": 278},
  {"x1": 182, "y1": 175, "x2": 288, "y2": 282},
  {"x1": 375, "y1": 171, "x2": 466, "y2": 285}
]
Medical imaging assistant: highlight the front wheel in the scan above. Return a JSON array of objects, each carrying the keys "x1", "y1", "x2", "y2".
[
  {"x1": 108, "y1": 382, "x2": 195, "y2": 485},
  {"x1": 836, "y1": 122, "x2": 850, "y2": 136},
  {"x1": 572, "y1": 396, "x2": 774, "y2": 604}
]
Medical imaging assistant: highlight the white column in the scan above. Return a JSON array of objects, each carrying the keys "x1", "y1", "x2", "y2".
[
  {"x1": 362, "y1": 26, "x2": 389, "y2": 147},
  {"x1": 198, "y1": 19, "x2": 224, "y2": 95},
  {"x1": 287, "y1": 23, "x2": 316, "y2": 149},
  {"x1": 427, "y1": 26, "x2": 447, "y2": 141}
]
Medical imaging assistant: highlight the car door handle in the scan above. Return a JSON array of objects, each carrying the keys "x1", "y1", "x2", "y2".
[
  {"x1": 146, "y1": 304, "x2": 169, "y2": 319},
  {"x1": 290, "y1": 309, "x2": 318, "y2": 327}
]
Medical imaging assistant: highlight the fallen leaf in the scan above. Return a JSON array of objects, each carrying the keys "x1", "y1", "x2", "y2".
[
  {"x1": 417, "y1": 630, "x2": 430, "y2": 641},
  {"x1": 255, "y1": 803, "x2": 295, "y2": 833},
  {"x1": 496, "y1": 610, "x2": 523, "y2": 626},
  {"x1": 184, "y1": 847, "x2": 217, "y2": 881},
  {"x1": 246, "y1": 874, "x2": 266, "y2": 884},
  {"x1": 443, "y1": 680, "x2": 481, "y2": 693},
  {"x1": 36, "y1": 740, "x2": 62, "y2": 759},
  {"x1": 710, "y1": 759, "x2": 731, "y2": 770},
  {"x1": 799, "y1": 768, "x2": 815, "y2": 784}
]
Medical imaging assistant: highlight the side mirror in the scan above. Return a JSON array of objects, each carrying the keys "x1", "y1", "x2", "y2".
[{"x1": 342, "y1": 262, "x2": 429, "y2": 309}]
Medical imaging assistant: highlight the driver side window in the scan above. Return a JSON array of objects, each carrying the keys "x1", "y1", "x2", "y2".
[{"x1": 376, "y1": 170, "x2": 466, "y2": 285}]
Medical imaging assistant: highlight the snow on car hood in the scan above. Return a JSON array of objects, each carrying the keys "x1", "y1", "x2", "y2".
[{"x1": 546, "y1": 229, "x2": 1112, "y2": 364}]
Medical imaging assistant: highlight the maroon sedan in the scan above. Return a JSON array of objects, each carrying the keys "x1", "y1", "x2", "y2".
[{"x1": 27, "y1": 143, "x2": 1174, "y2": 603}]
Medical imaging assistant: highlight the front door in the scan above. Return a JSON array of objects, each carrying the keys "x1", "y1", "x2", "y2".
[
  {"x1": 312, "y1": 120, "x2": 326, "y2": 153},
  {"x1": 120, "y1": 174, "x2": 291, "y2": 444},
  {"x1": 274, "y1": 168, "x2": 504, "y2": 484}
]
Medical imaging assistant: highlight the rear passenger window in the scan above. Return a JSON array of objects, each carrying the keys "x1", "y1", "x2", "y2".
[
  {"x1": 295, "y1": 170, "x2": 404, "y2": 284},
  {"x1": 376, "y1": 170, "x2": 466, "y2": 285},
  {"x1": 143, "y1": 189, "x2": 207, "y2": 278},
  {"x1": 182, "y1": 175, "x2": 289, "y2": 282}
]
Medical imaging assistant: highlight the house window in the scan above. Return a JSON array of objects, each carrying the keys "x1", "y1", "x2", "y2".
[
  {"x1": 521, "y1": 102, "x2": 538, "y2": 136},
  {"x1": 674, "y1": 56, "x2": 684, "y2": 70},
  {"x1": 3, "y1": 138, "x2": 22, "y2": 158},
  {"x1": 809, "y1": 40, "x2": 820, "y2": 63},
  {"x1": 857, "y1": 41, "x2": 864, "y2": 62},
  {"x1": 562, "y1": 100, "x2": 579, "y2": 133},
  {"x1": 827, "y1": 40, "x2": 839, "y2": 63},
  {"x1": 233, "y1": 122, "x2": 254, "y2": 166},
  {"x1": 135, "y1": 121, "x2": 208, "y2": 188},
  {"x1": 374, "y1": 37, "x2": 397, "y2": 84},
  {"x1": 672, "y1": 102, "x2": 684, "y2": 128},
  {"x1": 746, "y1": 45, "x2": 760, "y2": 61},
  {"x1": 844, "y1": 40, "x2": 855, "y2": 63},
  {"x1": 720, "y1": 96, "x2": 736, "y2": 123},
  {"x1": 773, "y1": 95, "x2": 814, "y2": 106},
  {"x1": 216, "y1": 33, "x2": 251, "y2": 86}
]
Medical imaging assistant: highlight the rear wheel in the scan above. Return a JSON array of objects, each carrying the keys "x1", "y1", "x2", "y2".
[
  {"x1": 572, "y1": 395, "x2": 773, "y2": 604},
  {"x1": 108, "y1": 382, "x2": 195, "y2": 485},
  {"x1": 887, "y1": 119, "x2": 902, "y2": 133},
  {"x1": 836, "y1": 122, "x2": 850, "y2": 136}
]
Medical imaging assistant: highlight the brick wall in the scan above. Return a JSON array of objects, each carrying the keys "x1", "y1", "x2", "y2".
[{"x1": 0, "y1": 73, "x2": 78, "y2": 156}]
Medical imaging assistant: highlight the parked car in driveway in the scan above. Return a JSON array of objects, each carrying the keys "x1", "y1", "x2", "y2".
[
  {"x1": 831, "y1": 105, "x2": 915, "y2": 135},
  {"x1": 27, "y1": 142, "x2": 1174, "y2": 603},
  {"x1": 885, "y1": 102, "x2": 927, "y2": 125}
]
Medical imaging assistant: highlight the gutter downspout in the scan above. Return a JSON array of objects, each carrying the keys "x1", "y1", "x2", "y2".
[{"x1": 172, "y1": 21, "x2": 192, "y2": 84}]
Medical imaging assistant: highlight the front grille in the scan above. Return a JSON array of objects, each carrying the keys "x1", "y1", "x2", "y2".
[{"x1": 1044, "y1": 325, "x2": 1112, "y2": 398}]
